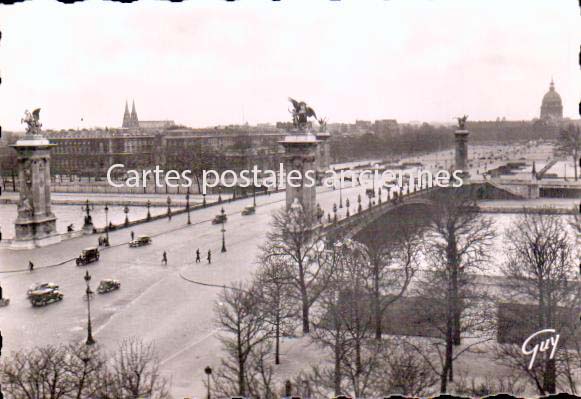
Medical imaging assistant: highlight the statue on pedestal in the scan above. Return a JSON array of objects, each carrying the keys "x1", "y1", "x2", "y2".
[
  {"x1": 289, "y1": 98, "x2": 317, "y2": 131},
  {"x1": 456, "y1": 115, "x2": 468, "y2": 130},
  {"x1": 317, "y1": 117, "x2": 327, "y2": 133},
  {"x1": 21, "y1": 108, "x2": 43, "y2": 135}
]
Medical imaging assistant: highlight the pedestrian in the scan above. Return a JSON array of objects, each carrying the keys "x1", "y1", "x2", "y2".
[
  {"x1": 162, "y1": 251, "x2": 167, "y2": 265},
  {"x1": 131, "y1": 230, "x2": 135, "y2": 241},
  {"x1": 0, "y1": 284, "x2": 3, "y2": 300},
  {"x1": 29, "y1": 260, "x2": 34, "y2": 272},
  {"x1": 195, "y1": 249, "x2": 201, "y2": 263},
  {"x1": 207, "y1": 250, "x2": 211, "y2": 264}
]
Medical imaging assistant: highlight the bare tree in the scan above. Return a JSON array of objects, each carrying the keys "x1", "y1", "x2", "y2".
[
  {"x1": 260, "y1": 206, "x2": 334, "y2": 334},
  {"x1": 98, "y1": 337, "x2": 170, "y2": 399},
  {"x1": 556, "y1": 125, "x2": 580, "y2": 181},
  {"x1": 213, "y1": 282, "x2": 270, "y2": 397},
  {"x1": 367, "y1": 338, "x2": 438, "y2": 397},
  {"x1": 414, "y1": 188, "x2": 496, "y2": 392},
  {"x1": 495, "y1": 212, "x2": 580, "y2": 395},
  {"x1": 0, "y1": 339, "x2": 169, "y2": 399},
  {"x1": 361, "y1": 220, "x2": 422, "y2": 340},
  {"x1": 253, "y1": 257, "x2": 298, "y2": 365},
  {"x1": 0, "y1": 344, "x2": 107, "y2": 399},
  {"x1": 208, "y1": 341, "x2": 280, "y2": 399}
]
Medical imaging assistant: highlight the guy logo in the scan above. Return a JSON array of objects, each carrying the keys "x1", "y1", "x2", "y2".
[{"x1": 521, "y1": 328, "x2": 559, "y2": 370}]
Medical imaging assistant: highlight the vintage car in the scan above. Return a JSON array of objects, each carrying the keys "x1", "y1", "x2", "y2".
[
  {"x1": 29, "y1": 289, "x2": 64, "y2": 307},
  {"x1": 97, "y1": 279, "x2": 121, "y2": 294},
  {"x1": 27, "y1": 282, "x2": 59, "y2": 297},
  {"x1": 76, "y1": 247, "x2": 100, "y2": 266},
  {"x1": 241, "y1": 205, "x2": 256, "y2": 216},
  {"x1": 212, "y1": 213, "x2": 228, "y2": 224},
  {"x1": 129, "y1": 235, "x2": 152, "y2": 247}
]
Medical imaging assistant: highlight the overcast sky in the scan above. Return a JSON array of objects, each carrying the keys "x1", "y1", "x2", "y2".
[{"x1": 0, "y1": 0, "x2": 579, "y2": 130}]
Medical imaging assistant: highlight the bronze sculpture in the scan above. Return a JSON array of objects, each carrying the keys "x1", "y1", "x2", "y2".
[{"x1": 289, "y1": 98, "x2": 317, "y2": 131}]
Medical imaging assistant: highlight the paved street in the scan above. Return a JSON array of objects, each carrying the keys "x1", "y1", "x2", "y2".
[
  {"x1": 0, "y1": 142, "x2": 557, "y2": 397},
  {"x1": 0, "y1": 181, "x2": 377, "y2": 397}
]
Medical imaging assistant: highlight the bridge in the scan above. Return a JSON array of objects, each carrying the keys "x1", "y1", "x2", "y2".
[{"x1": 320, "y1": 184, "x2": 439, "y2": 241}]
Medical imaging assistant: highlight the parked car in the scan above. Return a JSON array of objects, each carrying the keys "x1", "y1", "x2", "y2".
[
  {"x1": 212, "y1": 213, "x2": 228, "y2": 224},
  {"x1": 97, "y1": 279, "x2": 121, "y2": 294},
  {"x1": 29, "y1": 289, "x2": 64, "y2": 307},
  {"x1": 27, "y1": 282, "x2": 59, "y2": 297},
  {"x1": 76, "y1": 247, "x2": 100, "y2": 266},
  {"x1": 241, "y1": 205, "x2": 256, "y2": 216},
  {"x1": 129, "y1": 235, "x2": 152, "y2": 248}
]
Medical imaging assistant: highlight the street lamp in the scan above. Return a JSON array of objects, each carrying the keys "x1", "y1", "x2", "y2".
[
  {"x1": 84, "y1": 270, "x2": 95, "y2": 345},
  {"x1": 104, "y1": 204, "x2": 110, "y2": 246},
  {"x1": 123, "y1": 205, "x2": 129, "y2": 226},
  {"x1": 82, "y1": 199, "x2": 94, "y2": 230},
  {"x1": 167, "y1": 196, "x2": 172, "y2": 220},
  {"x1": 339, "y1": 177, "x2": 343, "y2": 208},
  {"x1": 146, "y1": 200, "x2": 151, "y2": 220},
  {"x1": 204, "y1": 366, "x2": 213, "y2": 399},
  {"x1": 202, "y1": 193, "x2": 207, "y2": 207},
  {"x1": 186, "y1": 189, "x2": 191, "y2": 225},
  {"x1": 218, "y1": 187, "x2": 222, "y2": 203},
  {"x1": 221, "y1": 207, "x2": 227, "y2": 253}
]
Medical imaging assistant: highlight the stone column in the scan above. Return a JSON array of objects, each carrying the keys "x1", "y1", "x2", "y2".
[
  {"x1": 279, "y1": 134, "x2": 319, "y2": 224},
  {"x1": 10, "y1": 135, "x2": 61, "y2": 249},
  {"x1": 315, "y1": 131, "x2": 331, "y2": 183},
  {"x1": 454, "y1": 129, "x2": 470, "y2": 180}
]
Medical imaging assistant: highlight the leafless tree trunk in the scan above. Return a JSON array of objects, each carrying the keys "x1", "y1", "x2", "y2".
[
  {"x1": 260, "y1": 207, "x2": 334, "y2": 334},
  {"x1": 415, "y1": 188, "x2": 496, "y2": 392},
  {"x1": 253, "y1": 257, "x2": 298, "y2": 365},
  {"x1": 213, "y1": 282, "x2": 270, "y2": 397},
  {"x1": 495, "y1": 212, "x2": 580, "y2": 395},
  {"x1": 363, "y1": 219, "x2": 421, "y2": 340}
]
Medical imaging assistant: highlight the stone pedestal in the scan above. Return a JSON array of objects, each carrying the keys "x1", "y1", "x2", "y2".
[
  {"x1": 10, "y1": 135, "x2": 61, "y2": 249},
  {"x1": 279, "y1": 133, "x2": 319, "y2": 223},
  {"x1": 454, "y1": 130, "x2": 470, "y2": 180}
]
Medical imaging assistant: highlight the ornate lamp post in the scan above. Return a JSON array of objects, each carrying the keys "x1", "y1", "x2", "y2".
[
  {"x1": 339, "y1": 176, "x2": 343, "y2": 208},
  {"x1": 186, "y1": 189, "x2": 191, "y2": 225},
  {"x1": 84, "y1": 270, "x2": 95, "y2": 345},
  {"x1": 104, "y1": 204, "x2": 110, "y2": 246},
  {"x1": 82, "y1": 199, "x2": 94, "y2": 232},
  {"x1": 204, "y1": 366, "x2": 213, "y2": 399},
  {"x1": 167, "y1": 196, "x2": 172, "y2": 220},
  {"x1": 220, "y1": 207, "x2": 227, "y2": 253},
  {"x1": 123, "y1": 205, "x2": 129, "y2": 226}
]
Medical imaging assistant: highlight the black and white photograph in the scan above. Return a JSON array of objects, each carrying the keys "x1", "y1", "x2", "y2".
[{"x1": 0, "y1": 1, "x2": 580, "y2": 398}]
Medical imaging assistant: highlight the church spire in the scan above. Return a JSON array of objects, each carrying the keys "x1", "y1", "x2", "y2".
[
  {"x1": 130, "y1": 100, "x2": 139, "y2": 128},
  {"x1": 550, "y1": 77, "x2": 555, "y2": 91},
  {"x1": 122, "y1": 100, "x2": 131, "y2": 128}
]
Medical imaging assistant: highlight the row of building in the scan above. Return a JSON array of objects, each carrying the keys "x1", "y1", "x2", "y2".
[{"x1": 0, "y1": 80, "x2": 573, "y2": 183}]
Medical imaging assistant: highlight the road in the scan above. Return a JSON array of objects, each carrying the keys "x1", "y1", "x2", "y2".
[
  {"x1": 0, "y1": 142, "x2": 543, "y2": 397},
  {"x1": 0, "y1": 181, "x2": 377, "y2": 398}
]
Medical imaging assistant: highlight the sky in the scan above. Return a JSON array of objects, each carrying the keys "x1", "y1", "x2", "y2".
[{"x1": 0, "y1": 0, "x2": 579, "y2": 131}]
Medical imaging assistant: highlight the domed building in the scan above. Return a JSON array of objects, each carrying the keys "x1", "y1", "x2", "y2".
[{"x1": 539, "y1": 79, "x2": 563, "y2": 121}]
